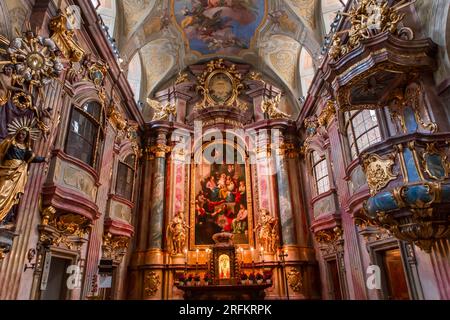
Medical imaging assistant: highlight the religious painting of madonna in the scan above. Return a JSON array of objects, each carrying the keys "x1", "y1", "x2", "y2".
[{"x1": 190, "y1": 141, "x2": 254, "y2": 247}]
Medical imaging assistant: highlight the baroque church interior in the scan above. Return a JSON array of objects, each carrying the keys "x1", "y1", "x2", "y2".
[{"x1": 0, "y1": 0, "x2": 449, "y2": 301}]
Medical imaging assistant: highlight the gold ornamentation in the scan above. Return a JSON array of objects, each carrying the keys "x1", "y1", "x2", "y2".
[
  {"x1": 318, "y1": 100, "x2": 336, "y2": 127},
  {"x1": 362, "y1": 153, "x2": 397, "y2": 196},
  {"x1": 144, "y1": 271, "x2": 160, "y2": 298},
  {"x1": 108, "y1": 103, "x2": 127, "y2": 132},
  {"x1": 175, "y1": 72, "x2": 189, "y2": 85},
  {"x1": 102, "y1": 232, "x2": 130, "y2": 263},
  {"x1": 194, "y1": 59, "x2": 246, "y2": 110},
  {"x1": 12, "y1": 92, "x2": 32, "y2": 110},
  {"x1": 276, "y1": 143, "x2": 297, "y2": 159},
  {"x1": 287, "y1": 268, "x2": 303, "y2": 293},
  {"x1": 147, "y1": 99, "x2": 176, "y2": 121},
  {"x1": 247, "y1": 71, "x2": 264, "y2": 83},
  {"x1": 147, "y1": 143, "x2": 171, "y2": 159},
  {"x1": 39, "y1": 209, "x2": 91, "y2": 250},
  {"x1": 315, "y1": 227, "x2": 343, "y2": 244},
  {"x1": 49, "y1": 10, "x2": 85, "y2": 62},
  {"x1": 261, "y1": 94, "x2": 290, "y2": 119},
  {"x1": 330, "y1": 0, "x2": 415, "y2": 60}
]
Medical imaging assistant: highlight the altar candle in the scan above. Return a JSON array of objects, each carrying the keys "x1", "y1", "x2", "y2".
[
  {"x1": 250, "y1": 247, "x2": 254, "y2": 262},
  {"x1": 196, "y1": 249, "x2": 199, "y2": 263},
  {"x1": 184, "y1": 248, "x2": 188, "y2": 261}
]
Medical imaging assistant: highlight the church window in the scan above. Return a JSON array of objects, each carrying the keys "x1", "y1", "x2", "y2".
[
  {"x1": 115, "y1": 154, "x2": 136, "y2": 201},
  {"x1": 312, "y1": 151, "x2": 331, "y2": 195},
  {"x1": 65, "y1": 101, "x2": 103, "y2": 167},
  {"x1": 345, "y1": 110, "x2": 381, "y2": 160}
]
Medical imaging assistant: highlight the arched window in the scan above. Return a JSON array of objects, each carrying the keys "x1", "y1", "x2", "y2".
[
  {"x1": 115, "y1": 154, "x2": 136, "y2": 201},
  {"x1": 311, "y1": 151, "x2": 330, "y2": 195},
  {"x1": 65, "y1": 101, "x2": 103, "y2": 167},
  {"x1": 299, "y1": 48, "x2": 315, "y2": 96},
  {"x1": 345, "y1": 110, "x2": 382, "y2": 160},
  {"x1": 127, "y1": 53, "x2": 142, "y2": 103},
  {"x1": 92, "y1": 0, "x2": 117, "y2": 37},
  {"x1": 321, "y1": 0, "x2": 348, "y2": 34}
]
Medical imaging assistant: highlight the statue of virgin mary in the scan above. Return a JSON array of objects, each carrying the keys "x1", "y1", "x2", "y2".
[{"x1": 0, "y1": 118, "x2": 45, "y2": 227}]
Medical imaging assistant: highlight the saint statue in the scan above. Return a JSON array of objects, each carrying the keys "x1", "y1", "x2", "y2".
[
  {"x1": 167, "y1": 210, "x2": 191, "y2": 255},
  {"x1": 0, "y1": 118, "x2": 46, "y2": 228},
  {"x1": 255, "y1": 208, "x2": 278, "y2": 253}
]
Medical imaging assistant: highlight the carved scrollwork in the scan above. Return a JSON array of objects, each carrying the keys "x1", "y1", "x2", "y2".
[
  {"x1": 362, "y1": 153, "x2": 398, "y2": 196},
  {"x1": 102, "y1": 232, "x2": 130, "y2": 264},
  {"x1": 144, "y1": 271, "x2": 161, "y2": 298},
  {"x1": 287, "y1": 268, "x2": 303, "y2": 293}
]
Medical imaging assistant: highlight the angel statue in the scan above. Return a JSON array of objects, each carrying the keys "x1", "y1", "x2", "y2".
[
  {"x1": 0, "y1": 118, "x2": 46, "y2": 228},
  {"x1": 261, "y1": 94, "x2": 291, "y2": 120},
  {"x1": 167, "y1": 210, "x2": 191, "y2": 255},
  {"x1": 147, "y1": 98, "x2": 177, "y2": 121}
]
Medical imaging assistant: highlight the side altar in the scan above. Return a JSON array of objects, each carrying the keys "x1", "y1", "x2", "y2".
[{"x1": 176, "y1": 233, "x2": 272, "y2": 300}]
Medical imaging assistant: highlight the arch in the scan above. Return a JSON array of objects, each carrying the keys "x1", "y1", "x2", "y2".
[
  {"x1": 127, "y1": 53, "x2": 143, "y2": 103},
  {"x1": 299, "y1": 47, "x2": 315, "y2": 97}
]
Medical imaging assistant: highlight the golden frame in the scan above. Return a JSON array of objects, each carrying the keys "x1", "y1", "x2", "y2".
[
  {"x1": 205, "y1": 70, "x2": 236, "y2": 107},
  {"x1": 189, "y1": 140, "x2": 254, "y2": 249}
]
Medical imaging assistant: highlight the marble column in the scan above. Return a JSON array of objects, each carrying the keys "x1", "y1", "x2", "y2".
[
  {"x1": 254, "y1": 130, "x2": 278, "y2": 218},
  {"x1": 147, "y1": 130, "x2": 170, "y2": 251},
  {"x1": 274, "y1": 135, "x2": 296, "y2": 247}
]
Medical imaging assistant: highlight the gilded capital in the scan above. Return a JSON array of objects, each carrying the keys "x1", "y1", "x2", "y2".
[{"x1": 147, "y1": 143, "x2": 171, "y2": 159}]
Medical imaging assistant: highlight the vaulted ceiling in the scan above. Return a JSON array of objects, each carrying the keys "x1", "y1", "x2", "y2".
[{"x1": 97, "y1": 0, "x2": 346, "y2": 115}]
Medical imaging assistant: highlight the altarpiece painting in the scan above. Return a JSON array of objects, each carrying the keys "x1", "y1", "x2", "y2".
[{"x1": 190, "y1": 141, "x2": 253, "y2": 247}]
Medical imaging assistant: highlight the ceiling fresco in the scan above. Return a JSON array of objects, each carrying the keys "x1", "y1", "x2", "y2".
[{"x1": 172, "y1": 0, "x2": 267, "y2": 55}]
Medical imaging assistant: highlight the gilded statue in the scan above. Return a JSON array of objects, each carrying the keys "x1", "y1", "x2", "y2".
[
  {"x1": 261, "y1": 94, "x2": 290, "y2": 120},
  {"x1": 167, "y1": 211, "x2": 191, "y2": 255},
  {"x1": 255, "y1": 209, "x2": 278, "y2": 253},
  {"x1": 147, "y1": 98, "x2": 177, "y2": 121},
  {"x1": 0, "y1": 118, "x2": 45, "y2": 228}
]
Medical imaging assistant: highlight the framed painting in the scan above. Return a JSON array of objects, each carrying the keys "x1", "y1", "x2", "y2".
[{"x1": 190, "y1": 140, "x2": 254, "y2": 248}]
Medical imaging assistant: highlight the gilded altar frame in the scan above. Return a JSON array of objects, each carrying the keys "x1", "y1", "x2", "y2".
[{"x1": 189, "y1": 140, "x2": 254, "y2": 249}]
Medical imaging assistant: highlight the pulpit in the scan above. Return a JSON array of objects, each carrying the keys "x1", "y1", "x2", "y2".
[{"x1": 177, "y1": 232, "x2": 271, "y2": 300}]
